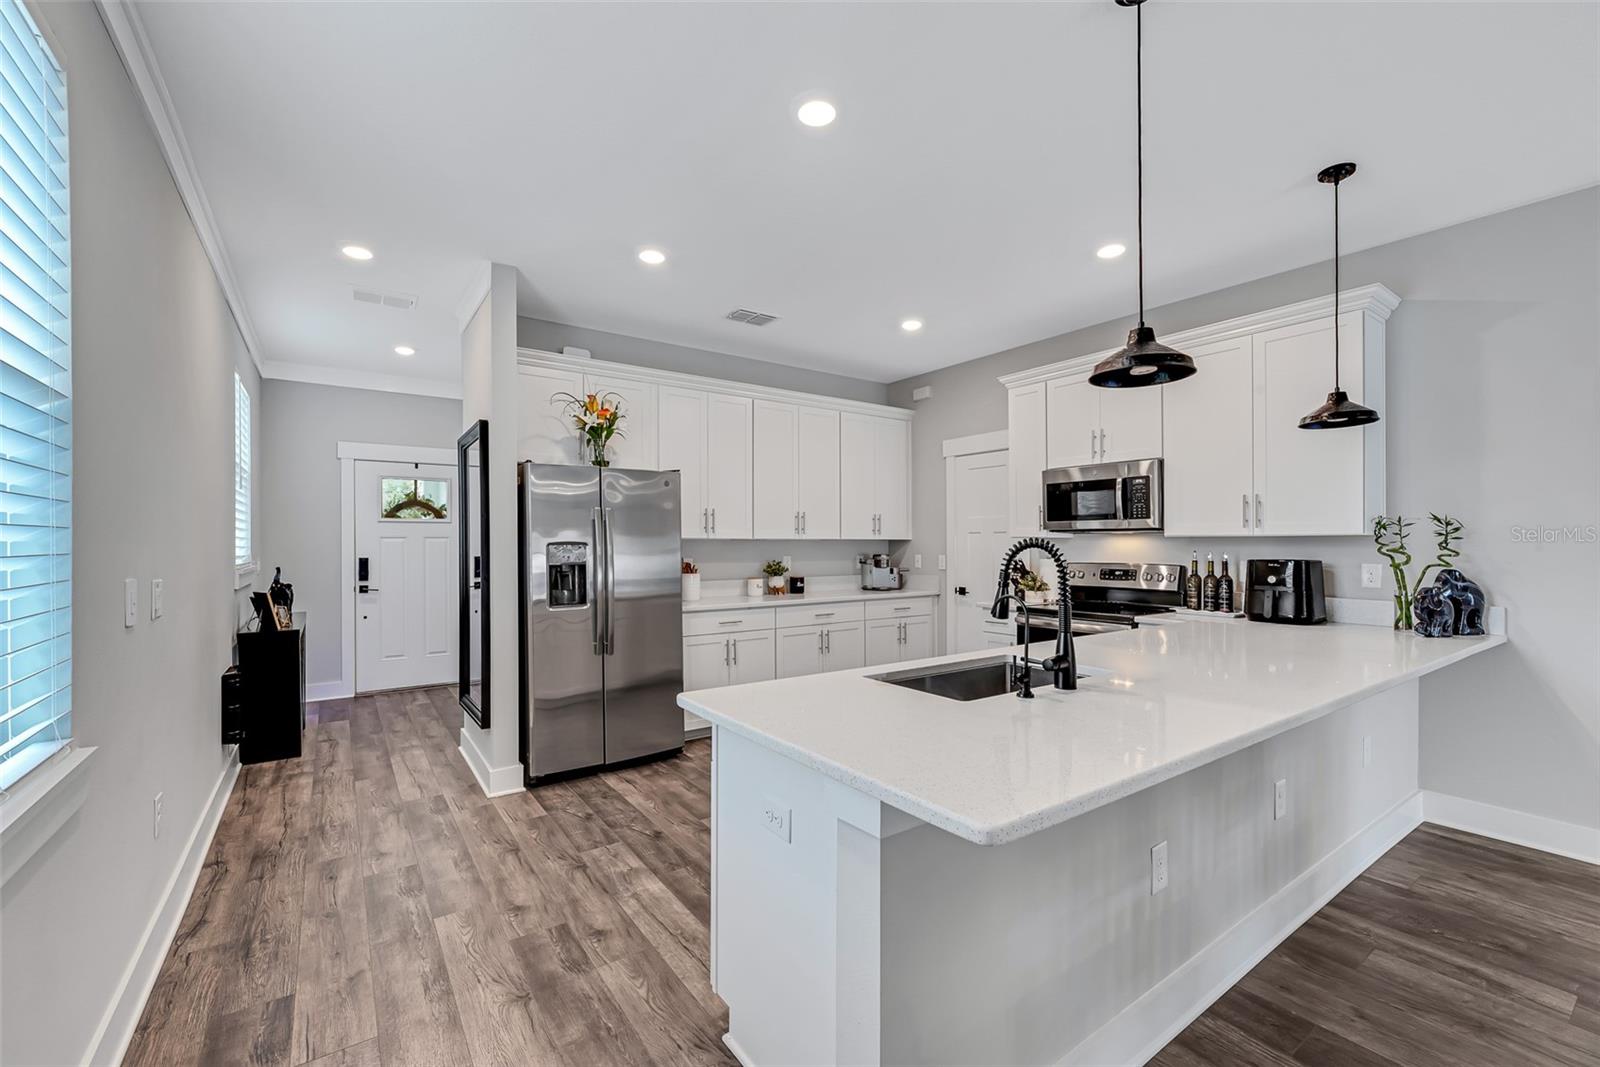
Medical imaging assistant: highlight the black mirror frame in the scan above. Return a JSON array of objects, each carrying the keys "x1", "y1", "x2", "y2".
[{"x1": 457, "y1": 419, "x2": 490, "y2": 728}]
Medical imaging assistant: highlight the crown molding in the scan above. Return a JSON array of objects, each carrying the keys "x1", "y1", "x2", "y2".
[
  {"x1": 998, "y1": 284, "x2": 1402, "y2": 389},
  {"x1": 455, "y1": 261, "x2": 493, "y2": 334},
  {"x1": 96, "y1": 0, "x2": 263, "y2": 373},
  {"x1": 517, "y1": 348, "x2": 914, "y2": 421},
  {"x1": 260, "y1": 359, "x2": 462, "y2": 401}
]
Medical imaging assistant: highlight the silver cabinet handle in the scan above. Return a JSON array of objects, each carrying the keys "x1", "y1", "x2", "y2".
[
  {"x1": 732, "y1": 637, "x2": 738, "y2": 666},
  {"x1": 711, "y1": 507, "x2": 716, "y2": 535},
  {"x1": 825, "y1": 629, "x2": 831, "y2": 654},
  {"x1": 892, "y1": 605, "x2": 911, "y2": 612},
  {"x1": 1255, "y1": 494, "x2": 1263, "y2": 528},
  {"x1": 1242, "y1": 493, "x2": 1250, "y2": 529},
  {"x1": 816, "y1": 611, "x2": 835, "y2": 618},
  {"x1": 717, "y1": 619, "x2": 742, "y2": 626},
  {"x1": 702, "y1": 507, "x2": 708, "y2": 535},
  {"x1": 1089, "y1": 428, "x2": 1095, "y2": 458},
  {"x1": 801, "y1": 511, "x2": 807, "y2": 535},
  {"x1": 1038, "y1": 504, "x2": 1043, "y2": 527},
  {"x1": 724, "y1": 638, "x2": 730, "y2": 666},
  {"x1": 818, "y1": 630, "x2": 824, "y2": 654}
]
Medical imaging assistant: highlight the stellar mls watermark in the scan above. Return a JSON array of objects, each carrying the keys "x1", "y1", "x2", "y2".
[{"x1": 1509, "y1": 524, "x2": 1598, "y2": 544}]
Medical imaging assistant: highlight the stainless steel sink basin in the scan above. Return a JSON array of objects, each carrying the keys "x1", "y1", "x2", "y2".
[{"x1": 870, "y1": 656, "x2": 1082, "y2": 701}]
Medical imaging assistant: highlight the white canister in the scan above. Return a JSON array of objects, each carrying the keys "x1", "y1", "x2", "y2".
[
  {"x1": 682, "y1": 573, "x2": 701, "y2": 602},
  {"x1": 745, "y1": 577, "x2": 764, "y2": 597}
]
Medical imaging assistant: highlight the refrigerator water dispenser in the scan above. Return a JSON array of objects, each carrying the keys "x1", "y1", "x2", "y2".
[{"x1": 546, "y1": 542, "x2": 588, "y2": 607}]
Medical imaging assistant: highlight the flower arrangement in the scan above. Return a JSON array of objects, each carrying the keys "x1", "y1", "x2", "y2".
[
  {"x1": 681, "y1": 558, "x2": 701, "y2": 601},
  {"x1": 1372, "y1": 513, "x2": 1465, "y2": 630},
  {"x1": 552, "y1": 391, "x2": 625, "y2": 466},
  {"x1": 681, "y1": 559, "x2": 699, "y2": 575}
]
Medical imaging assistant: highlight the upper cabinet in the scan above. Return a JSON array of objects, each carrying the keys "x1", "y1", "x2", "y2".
[
  {"x1": 519, "y1": 351, "x2": 912, "y2": 542},
  {"x1": 1003, "y1": 285, "x2": 1398, "y2": 539}
]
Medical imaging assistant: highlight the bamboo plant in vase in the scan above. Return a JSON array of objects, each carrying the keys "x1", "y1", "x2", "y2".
[
  {"x1": 553, "y1": 390, "x2": 625, "y2": 466},
  {"x1": 1372, "y1": 513, "x2": 1466, "y2": 630}
]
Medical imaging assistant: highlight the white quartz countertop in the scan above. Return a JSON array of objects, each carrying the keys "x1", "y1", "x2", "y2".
[
  {"x1": 682, "y1": 587, "x2": 938, "y2": 613},
  {"x1": 678, "y1": 618, "x2": 1505, "y2": 845}
]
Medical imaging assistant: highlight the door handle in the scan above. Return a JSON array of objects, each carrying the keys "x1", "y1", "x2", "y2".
[
  {"x1": 591, "y1": 509, "x2": 606, "y2": 655},
  {"x1": 357, "y1": 585, "x2": 380, "y2": 593},
  {"x1": 1242, "y1": 493, "x2": 1250, "y2": 529},
  {"x1": 602, "y1": 507, "x2": 616, "y2": 654},
  {"x1": 955, "y1": 586, "x2": 968, "y2": 597},
  {"x1": 1255, "y1": 494, "x2": 1263, "y2": 528}
]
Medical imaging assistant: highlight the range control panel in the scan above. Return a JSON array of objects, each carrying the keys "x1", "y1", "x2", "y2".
[{"x1": 1067, "y1": 562, "x2": 1187, "y2": 590}]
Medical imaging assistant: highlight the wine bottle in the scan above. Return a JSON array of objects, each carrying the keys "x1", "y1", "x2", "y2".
[
  {"x1": 1218, "y1": 554, "x2": 1235, "y2": 614},
  {"x1": 1202, "y1": 554, "x2": 1219, "y2": 612},
  {"x1": 1186, "y1": 552, "x2": 1202, "y2": 611}
]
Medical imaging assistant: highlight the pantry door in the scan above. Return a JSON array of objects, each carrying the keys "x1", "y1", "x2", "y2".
[
  {"x1": 354, "y1": 461, "x2": 458, "y2": 693},
  {"x1": 950, "y1": 449, "x2": 1013, "y2": 653}
]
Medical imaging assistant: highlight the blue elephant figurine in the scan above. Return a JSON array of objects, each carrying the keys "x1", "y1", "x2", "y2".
[
  {"x1": 1413, "y1": 586, "x2": 1454, "y2": 638},
  {"x1": 1433, "y1": 568, "x2": 1487, "y2": 636}
]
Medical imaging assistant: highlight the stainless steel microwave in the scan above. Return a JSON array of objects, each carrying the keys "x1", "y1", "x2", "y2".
[{"x1": 1042, "y1": 458, "x2": 1163, "y2": 532}]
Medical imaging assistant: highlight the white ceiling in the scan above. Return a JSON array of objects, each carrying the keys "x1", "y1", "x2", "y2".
[{"x1": 134, "y1": 1, "x2": 1600, "y2": 390}]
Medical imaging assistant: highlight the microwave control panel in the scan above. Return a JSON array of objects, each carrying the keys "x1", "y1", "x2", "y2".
[{"x1": 1124, "y1": 477, "x2": 1152, "y2": 520}]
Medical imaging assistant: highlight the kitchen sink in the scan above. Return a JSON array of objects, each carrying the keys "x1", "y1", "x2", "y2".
[{"x1": 870, "y1": 656, "x2": 1083, "y2": 702}]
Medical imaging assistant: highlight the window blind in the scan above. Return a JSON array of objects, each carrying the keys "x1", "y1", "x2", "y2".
[
  {"x1": 0, "y1": 0, "x2": 69, "y2": 791},
  {"x1": 233, "y1": 373, "x2": 250, "y2": 567}
]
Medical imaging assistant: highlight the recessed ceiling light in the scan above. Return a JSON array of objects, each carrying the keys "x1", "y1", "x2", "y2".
[
  {"x1": 797, "y1": 99, "x2": 837, "y2": 128},
  {"x1": 341, "y1": 244, "x2": 373, "y2": 261},
  {"x1": 900, "y1": 318, "x2": 923, "y2": 333},
  {"x1": 394, "y1": 345, "x2": 415, "y2": 356},
  {"x1": 638, "y1": 248, "x2": 667, "y2": 266},
  {"x1": 1096, "y1": 243, "x2": 1127, "y2": 260}
]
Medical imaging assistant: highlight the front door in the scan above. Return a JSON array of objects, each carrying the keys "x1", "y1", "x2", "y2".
[
  {"x1": 355, "y1": 461, "x2": 458, "y2": 693},
  {"x1": 951, "y1": 449, "x2": 1012, "y2": 652}
]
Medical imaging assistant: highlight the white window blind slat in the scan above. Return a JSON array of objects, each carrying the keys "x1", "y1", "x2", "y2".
[
  {"x1": 0, "y1": 0, "x2": 65, "y2": 792},
  {"x1": 234, "y1": 373, "x2": 250, "y2": 567}
]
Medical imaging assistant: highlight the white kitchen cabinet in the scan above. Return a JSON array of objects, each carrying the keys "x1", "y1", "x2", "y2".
[
  {"x1": 865, "y1": 618, "x2": 931, "y2": 666},
  {"x1": 584, "y1": 373, "x2": 657, "y2": 470},
  {"x1": 901, "y1": 617, "x2": 933, "y2": 660},
  {"x1": 1046, "y1": 377, "x2": 1162, "y2": 468},
  {"x1": 1007, "y1": 383, "x2": 1047, "y2": 536},
  {"x1": 659, "y1": 386, "x2": 707, "y2": 537},
  {"x1": 1162, "y1": 337, "x2": 1255, "y2": 537},
  {"x1": 775, "y1": 620, "x2": 864, "y2": 679},
  {"x1": 728, "y1": 629, "x2": 774, "y2": 685},
  {"x1": 518, "y1": 365, "x2": 586, "y2": 464},
  {"x1": 840, "y1": 413, "x2": 911, "y2": 539},
  {"x1": 754, "y1": 402, "x2": 841, "y2": 539},
  {"x1": 661, "y1": 386, "x2": 752, "y2": 539},
  {"x1": 684, "y1": 628, "x2": 774, "y2": 688}
]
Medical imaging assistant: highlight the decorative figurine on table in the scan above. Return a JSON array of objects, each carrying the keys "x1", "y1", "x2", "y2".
[
  {"x1": 1412, "y1": 585, "x2": 1454, "y2": 637},
  {"x1": 1431, "y1": 568, "x2": 1487, "y2": 636},
  {"x1": 269, "y1": 566, "x2": 295, "y2": 631}
]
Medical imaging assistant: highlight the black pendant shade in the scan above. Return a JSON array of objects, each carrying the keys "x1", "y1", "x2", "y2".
[
  {"x1": 1299, "y1": 161, "x2": 1379, "y2": 429},
  {"x1": 1092, "y1": 0, "x2": 1195, "y2": 390}
]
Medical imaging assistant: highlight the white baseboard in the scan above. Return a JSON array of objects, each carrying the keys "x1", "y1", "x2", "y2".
[
  {"x1": 306, "y1": 680, "x2": 353, "y2": 703},
  {"x1": 722, "y1": 1033, "x2": 756, "y2": 1067},
  {"x1": 1063, "y1": 791, "x2": 1425, "y2": 1067},
  {"x1": 1422, "y1": 790, "x2": 1600, "y2": 865},
  {"x1": 458, "y1": 728, "x2": 524, "y2": 797},
  {"x1": 84, "y1": 746, "x2": 242, "y2": 1066}
]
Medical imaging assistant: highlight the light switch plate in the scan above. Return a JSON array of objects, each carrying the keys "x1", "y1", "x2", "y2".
[
  {"x1": 760, "y1": 795, "x2": 791, "y2": 843},
  {"x1": 124, "y1": 579, "x2": 138, "y2": 628},
  {"x1": 1362, "y1": 735, "x2": 1373, "y2": 768},
  {"x1": 151, "y1": 578, "x2": 164, "y2": 620},
  {"x1": 1151, "y1": 840, "x2": 1169, "y2": 895},
  {"x1": 1361, "y1": 563, "x2": 1383, "y2": 589},
  {"x1": 1274, "y1": 778, "x2": 1288, "y2": 821},
  {"x1": 937, "y1": 555, "x2": 946, "y2": 570},
  {"x1": 913, "y1": 554, "x2": 922, "y2": 569}
]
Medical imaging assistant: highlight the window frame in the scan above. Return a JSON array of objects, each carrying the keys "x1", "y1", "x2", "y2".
[{"x1": 233, "y1": 371, "x2": 255, "y2": 585}]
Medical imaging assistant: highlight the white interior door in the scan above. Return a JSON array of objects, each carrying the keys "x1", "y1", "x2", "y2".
[
  {"x1": 950, "y1": 450, "x2": 1012, "y2": 653},
  {"x1": 355, "y1": 461, "x2": 458, "y2": 693}
]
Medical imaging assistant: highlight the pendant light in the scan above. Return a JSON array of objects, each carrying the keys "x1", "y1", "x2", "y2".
[
  {"x1": 1298, "y1": 162, "x2": 1380, "y2": 428},
  {"x1": 1090, "y1": 0, "x2": 1196, "y2": 389}
]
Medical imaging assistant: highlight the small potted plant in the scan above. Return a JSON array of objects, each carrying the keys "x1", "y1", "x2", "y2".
[
  {"x1": 1013, "y1": 562, "x2": 1050, "y2": 607},
  {"x1": 681, "y1": 558, "x2": 700, "y2": 602},
  {"x1": 762, "y1": 559, "x2": 789, "y2": 596}
]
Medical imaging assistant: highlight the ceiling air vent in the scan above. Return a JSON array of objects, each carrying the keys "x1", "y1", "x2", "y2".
[
  {"x1": 726, "y1": 308, "x2": 779, "y2": 327},
  {"x1": 352, "y1": 286, "x2": 418, "y2": 311}
]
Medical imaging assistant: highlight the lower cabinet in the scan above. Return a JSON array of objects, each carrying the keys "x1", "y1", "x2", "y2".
[
  {"x1": 683, "y1": 630, "x2": 775, "y2": 689},
  {"x1": 776, "y1": 621, "x2": 865, "y2": 679},
  {"x1": 865, "y1": 618, "x2": 932, "y2": 665}
]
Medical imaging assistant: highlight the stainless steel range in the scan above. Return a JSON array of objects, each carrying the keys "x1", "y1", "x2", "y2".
[{"x1": 1016, "y1": 561, "x2": 1187, "y2": 643}]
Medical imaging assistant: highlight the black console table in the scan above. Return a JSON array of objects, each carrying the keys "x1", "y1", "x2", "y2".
[{"x1": 235, "y1": 612, "x2": 307, "y2": 765}]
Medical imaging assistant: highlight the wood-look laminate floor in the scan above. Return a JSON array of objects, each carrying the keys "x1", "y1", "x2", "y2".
[
  {"x1": 127, "y1": 685, "x2": 1599, "y2": 1067},
  {"x1": 125, "y1": 686, "x2": 736, "y2": 1067}
]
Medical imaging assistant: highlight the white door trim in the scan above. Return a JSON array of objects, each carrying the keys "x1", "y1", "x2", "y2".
[
  {"x1": 332, "y1": 441, "x2": 460, "y2": 702},
  {"x1": 943, "y1": 433, "x2": 1008, "y2": 653}
]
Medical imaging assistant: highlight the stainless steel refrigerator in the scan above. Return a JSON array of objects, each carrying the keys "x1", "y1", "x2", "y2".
[{"x1": 519, "y1": 462, "x2": 684, "y2": 782}]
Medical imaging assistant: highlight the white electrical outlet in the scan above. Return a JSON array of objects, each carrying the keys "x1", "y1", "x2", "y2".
[
  {"x1": 937, "y1": 554, "x2": 946, "y2": 570},
  {"x1": 153, "y1": 792, "x2": 164, "y2": 839},
  {"x1": 1150, "y1": 840, "x2": 1169, "y2": 895},
  {"x1": 1361, "y1": 563, "x2": 1383, "y2": 589},
  {"x1": 760, "y1": 796, "x2": 791, "y2": 843},
  {"x1": 1274, "y1": 778, "x2": 1288, "y2": 821},
  {"x1": 1362, "y1": 735, "x2": 1373, "y2": 768},
  {"x1": 914, "y1": 554, "x2": 922, "y2": 569},
  {"x1": 151, "y1": 578, "x2": 164, "y2": 620},
  {"x1": 124, "y1": 578, "x2": 138, "y2": 628}
]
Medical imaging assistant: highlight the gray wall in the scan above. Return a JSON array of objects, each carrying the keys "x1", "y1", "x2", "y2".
[
  {"x1": 0, "y1": 3, "x2": 259, "y2": 1063},
  {"x1": 518, "y1": 315, "x2": 889, "y2": 405},
  {"x1": 258, "y1": 380, "x2": 462, "y2": 687},
  {"x1": 887, "y1": 187, "x2": 1600, "y2": 832}
]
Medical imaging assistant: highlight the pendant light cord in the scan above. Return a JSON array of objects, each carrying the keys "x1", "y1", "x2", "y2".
[
  {"x1": 1332, "y1": 173, "x2": 1341, "y2": 390},
  {"x1": 1135, "y1": 0, "x2": 1145, "y2": 327}
]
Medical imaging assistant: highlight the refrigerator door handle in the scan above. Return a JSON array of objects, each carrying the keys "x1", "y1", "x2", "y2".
[
  {"x1": 591, "y1": 508, "x2": 605, "y2": 655},
  {"x1": 602, "y1": 507, "x2": 617, "y2": 654}
]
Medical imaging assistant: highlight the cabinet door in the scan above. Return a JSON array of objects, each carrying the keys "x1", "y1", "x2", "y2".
[
  {"x1": 900, "y1": 618, "x2": 933, "y2": 661},
  {"x1": 705, "y1": 392, "x2": 753, "y2": 539},
  {"x1": 863, "y1": 619, "x2": 902, "y2": 667},
  {"x1": 1097, "y1": 385, "x2": 1163, "y2": 463},
  {"x1": 1253, "y1": 316, "x2": 1367, "y2": 535},
  {"x1": 795, "y1": 406, "x2": 841, "y2": 539},
  {"x1": 1045, "y1": 378, "x2": 1098, "y2": 468},
  {"x1": 1007, "y1": 384, "x2": 1047, "y2": 535},
  {"x1": 821, "y1": 621, "x2": 865, "y2": 672},
  {"x1": 584, "y1": 374, "x2": 657, "y2": 470},
  {"x1": 518, "y1": 366, "x2": 586, "y2": 465},
  {"x1": 839, "y1": 412, "x2": 877, "y2": 538},
  {"x1": 729, "y1": 631, "x2": 775, "y2": 685},
  {"x1": 874, "y1": 417, "x2": 911, "y2": 539},
  {"x1": 752, "y1": 400, "x2": 799, "y2": 538},
  {"x1": 775, "y1": 624, "x2": 824, "y2": 679},
  {"x1": 659, "y1": 387, "x2": 708, "y2": 538},
  {"x1": 682, "y1": 633, "x2": 730, "y2": 691},
  {"x1": 1163, "y1": 337, "x2": 1255, "y2": 537}
]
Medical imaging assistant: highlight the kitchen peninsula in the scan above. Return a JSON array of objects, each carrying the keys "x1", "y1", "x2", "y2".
[{"x1": 679, "y1": 618, "x2": 1505, "y2": 1066}]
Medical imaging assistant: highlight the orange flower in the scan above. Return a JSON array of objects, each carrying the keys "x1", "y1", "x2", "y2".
[
  {"x1": 596, "y1": 408, "x2": 612, "y2": 419},
  {"x1": 585, "y1": 394, "x2": 598, "y2": 413}
]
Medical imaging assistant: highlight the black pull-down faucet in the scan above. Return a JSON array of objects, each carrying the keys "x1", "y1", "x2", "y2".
[{"x1": 990, "y1": 538, "x2": 1077, "y2": 692}]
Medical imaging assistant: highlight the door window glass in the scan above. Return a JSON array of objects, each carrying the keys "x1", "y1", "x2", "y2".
[{"x1": 381, "y1": 477, "x2": 450, "y2": 520}]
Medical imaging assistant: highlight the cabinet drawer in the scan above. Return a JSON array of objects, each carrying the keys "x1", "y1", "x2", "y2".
[
  {"x1": 682, "y1": 607, "x2": 776, "y2": 636},
  {"x1": 774, "y1": 601, "x2": 865, "y2": 627},
  {"x1": 863, "y1": 596, "x2": 933, "y2": 621}
]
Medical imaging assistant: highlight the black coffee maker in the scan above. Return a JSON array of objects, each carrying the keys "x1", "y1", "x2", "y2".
[{"x1": 1246, "y1": 559, "x2": 1327, "y2": 624}]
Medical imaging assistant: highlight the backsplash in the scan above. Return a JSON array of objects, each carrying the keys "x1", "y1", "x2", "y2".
[{"x1": 681, "y1": 539, "x2": 888, "y2": 582}]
